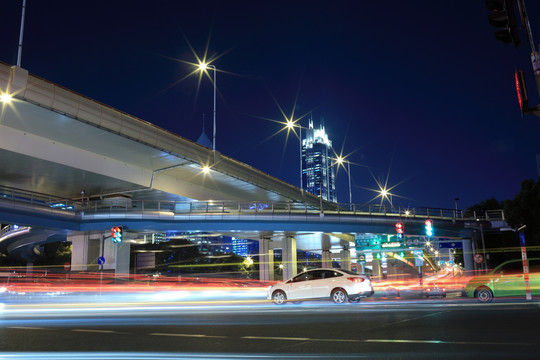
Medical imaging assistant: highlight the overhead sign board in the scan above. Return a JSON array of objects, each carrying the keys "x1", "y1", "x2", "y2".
[
  {"x1": 438, "y1": 241, "x2": 463, "y2": 249},
  {"x1": 354, "y1": 234, "x2": 383, "y2": 251},
  {"x1": 404, "y1": 237, "x2": 423, "y2": 248}
]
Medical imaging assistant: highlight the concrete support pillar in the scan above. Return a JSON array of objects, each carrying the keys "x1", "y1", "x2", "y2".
[
  {"x1": 70, "y1": 233, "x2": 91, "y2": 271},
  {"x1": 321, "y1": 234, "x2": 332, "y2": 268},
  {"x1": 340, "y1": 249, "x2": 351, "y2": 271},
  {"x1": 69, "y1": 232, "x2": 131, "y2": 276},
  {"x1": 258, "y1": 238, "x2": 274, "y2": 281},
  {"x1": 282, "y1": 236, "x2": 297, "y2": 281},
  {"x1": 371, "y1": 259, "x2": 382, "y2": 279},
  {"x1": 321, "y1": 250, "x2": 332, "y2": 268},
  {"x1": 115, "y1": 241, "x2": 131, "y2": 275},
  {"x1": 462, "y1": 238, "x2": 474, "y2": 272}
]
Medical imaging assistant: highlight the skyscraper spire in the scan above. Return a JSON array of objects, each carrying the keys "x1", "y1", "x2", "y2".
[{"x1": 301, "y1": 116, "x2": 336, "y2": 202}]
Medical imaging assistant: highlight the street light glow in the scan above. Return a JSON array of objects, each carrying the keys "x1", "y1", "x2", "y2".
[
  {"x1": 0, "y1": 93, "x2": 12, "y2": 103},
  {"x1": 201, "y1": 165, "x2": 210, "y2": 174},
  {"x1": 198, "y1": 62, "x2": 208, "y2": 71}
]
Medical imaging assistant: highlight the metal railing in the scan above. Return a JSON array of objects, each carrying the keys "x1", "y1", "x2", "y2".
[{"x1": 0, "y1": 185, "x2": 505, "y2": 221}]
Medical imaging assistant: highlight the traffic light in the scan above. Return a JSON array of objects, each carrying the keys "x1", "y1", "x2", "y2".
[
  {"x1": 515, "y1": 68, "x2": 529, "y2": 114},
  {"x1": 425, "y1": 219, "x2": 433, "y2": 237},
  {"x1": 111, "y1": 226, "x2": 123, "y2": 243},
  {"x1": 396, "y1": 222, "x2": 404, "y2": 240},
  {"x1": 485, "y1": 0, "x2": 520, "y2": 46}
]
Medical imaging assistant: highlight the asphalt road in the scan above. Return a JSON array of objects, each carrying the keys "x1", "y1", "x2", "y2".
[{"x1": 1, "y1": 296, "x2": 540, "y2": 359}]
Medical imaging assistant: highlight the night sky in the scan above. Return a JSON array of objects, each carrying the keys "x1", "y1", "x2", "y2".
[{"x1": 2, "y1": 0, "x2": 540, "y2": 210}]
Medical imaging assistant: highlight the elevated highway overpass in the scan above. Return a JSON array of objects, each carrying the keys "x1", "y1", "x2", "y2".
[
  {"x1": 0, "y1": 62, "x2": 505, "y2": 280},
  {"x1": 0, "y1": 61, "x2": 321, "y2": 205}
]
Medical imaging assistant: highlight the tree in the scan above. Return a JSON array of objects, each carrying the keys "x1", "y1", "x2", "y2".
[
  {"x1": 468, "y1": 179, "x2": 540, "y2": 267},
  {"x1": 504, "y1": 179, "x2": 540, "y2": 247},
  {"x1": 33, "y1": 241, "x2": 72, "y2": 267}
]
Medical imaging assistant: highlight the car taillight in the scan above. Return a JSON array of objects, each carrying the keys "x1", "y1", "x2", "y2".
[{"x1": 347, "y1": 277, "x2": 364, "y2": 283}]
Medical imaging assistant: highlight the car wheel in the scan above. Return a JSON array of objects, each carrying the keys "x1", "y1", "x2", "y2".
[
  {"x1": 331, "y1": 288, "x2": 348, "y2": 304},
  {"x1": 475, "y1": 287, "x2": 494, "y2": 303},
  {"x1": 272, "y1": 290, "x2": 287, "y2": 305}
]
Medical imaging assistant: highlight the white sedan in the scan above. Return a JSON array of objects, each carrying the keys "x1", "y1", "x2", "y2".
[{"x1": 267, "y1": 268, "x2": 374, "y2": 304}]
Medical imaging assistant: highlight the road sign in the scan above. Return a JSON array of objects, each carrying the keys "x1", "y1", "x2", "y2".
[
  {"x1": 414, "y1": 250, "x2": 424, "y2": 267},
  {"x1": 358, "y1": 254, "x2": 366, "y2": 264},
  {"x1": 64, "y1": 262, "x2": 70, "y2": 271},
  {"x1": 473, "y1": 254, "x2": 484, "y2": 264},
  {"x1": 98, "y1": 256, "x2": 105, "y2": 265},
  {"x1": 438, "y1": 241, "x2": 463, "y2": 249},
  {"x1": 355, "y1": 234, "x2": 383, "y2": 251},
  {"x1": 404, "y1": 237, "x2": 422, "y2": 248}
]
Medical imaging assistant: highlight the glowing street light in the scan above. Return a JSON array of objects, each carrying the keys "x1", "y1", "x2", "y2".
[
  {"x1": 198, "y1": 62, "x2": 217, "y2": 151},
  {"x1": 0, "y1": 93, "x2": 12, "y2": 103}
]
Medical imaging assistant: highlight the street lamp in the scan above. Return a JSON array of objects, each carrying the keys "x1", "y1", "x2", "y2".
[
  {"x1": 198, "y1": 62, "x2": 217, "y2": 151},
  {"x1": 336, "y1": 156, "x2": 352, "y2": 205},
  {"x1": 287, "y1": 119, "x2": 303, "y2": 190},
  {"x1": 0, "y1": 93, "x2": 12, "y2": 103}
]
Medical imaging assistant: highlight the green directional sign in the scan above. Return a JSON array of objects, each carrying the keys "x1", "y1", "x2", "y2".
[{"x1": 354, "y1": 234, "x2": 383, "y2": 251}]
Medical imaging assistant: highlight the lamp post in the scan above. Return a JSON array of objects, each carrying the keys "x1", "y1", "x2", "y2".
[
  {"x1": 336, "y1": 157, "x2": 352, "y2": 205},
  {"x1": 287, "y1": 120, "x2": 303, "y2": 190},
  {"x1": 198, "y1": 63, "x2": 216, "y2": 151}
]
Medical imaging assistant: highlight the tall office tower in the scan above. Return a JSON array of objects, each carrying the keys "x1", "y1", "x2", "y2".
[{"x1": 302, "y1": 118, "x2": 337, "y2": 202}]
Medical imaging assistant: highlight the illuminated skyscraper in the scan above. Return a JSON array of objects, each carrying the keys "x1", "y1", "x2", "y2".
[{"x1": 302, "y1": 118, "x2": 336, "y2": 202}]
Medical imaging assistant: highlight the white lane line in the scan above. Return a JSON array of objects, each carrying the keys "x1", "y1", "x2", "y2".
[
  {"x1": 72, "y1": 329, "x2": 116, "y2": 334},
  {"x1": 7, "y1": 326, "x2": 47, "y2": 330},
  {"x1": 242, "y1": 336, "x2": 311, "y2": 341},
  {"x1": 241, "y1": 336, "x2": 537, "y2": 347},
  {"x1": 366, "y1": 339, "x2": 443, "y2": 344},
  {"x1": 150, "y1": 333, "x2": 227, "y2": 339}
]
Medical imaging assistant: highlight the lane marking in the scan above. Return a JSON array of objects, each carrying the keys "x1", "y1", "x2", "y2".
[
  {"x1": 240, "y1": 336, "x2": 537, "y2": 347},
  {"x1": 7, "y1": 326, "x2": 46, "y2": 330},
  {"x1": 72, "y1": 329, "x2": 116, "y2": 334},
  {"x1": 242, "y1": 336, "x2": 311, "y2": 341},
  {"x1": 150, "y1": 333, "x2": 227, "y2": 339}
]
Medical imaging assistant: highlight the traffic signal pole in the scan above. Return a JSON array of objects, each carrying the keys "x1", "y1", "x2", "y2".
[
  {"x1": 516, "y1": 0, "x2": 540, "y2": 100},
  {"x1": 487, "y1": 0, "x2": 540, "y2": 115}
]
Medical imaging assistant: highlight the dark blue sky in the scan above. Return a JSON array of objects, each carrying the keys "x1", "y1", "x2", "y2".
[{"x1": 2, "y1": 0, "x2": 540, "y2": 210}]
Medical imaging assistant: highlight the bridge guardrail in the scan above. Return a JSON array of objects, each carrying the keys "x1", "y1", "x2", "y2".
[{"x1": 0, "y1": 185, "x2": 504, "y2": 221}]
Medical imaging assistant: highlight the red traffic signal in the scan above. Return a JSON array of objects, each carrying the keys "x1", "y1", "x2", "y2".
[
  {"x1": 515, "y1": 68, "x2": 529, "y2": 114},
  {"x1": 111, "y1": 226, "x2": 123, "y2": 243},
  {"x1": 396, "y1": 222, "x2": 404, "y2": 239}
]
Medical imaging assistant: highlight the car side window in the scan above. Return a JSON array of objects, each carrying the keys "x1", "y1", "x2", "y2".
[
  {"x1": 501, "y1": 261, "x2": 524, "y2": 275},
  {"x1": 310, "y1": 270, "x2": 325, "y2": 280},
  {"x1": 292, "y1": 272, "x2": 313, "y2": 283},
  {"x1": 322, "y1": 270, "x2": 342, "y2": 278}
]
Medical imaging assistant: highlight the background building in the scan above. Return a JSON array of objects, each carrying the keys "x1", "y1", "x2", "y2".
[{"x1": 302, "y1": 118, "x2": 337, "y2": 202}]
